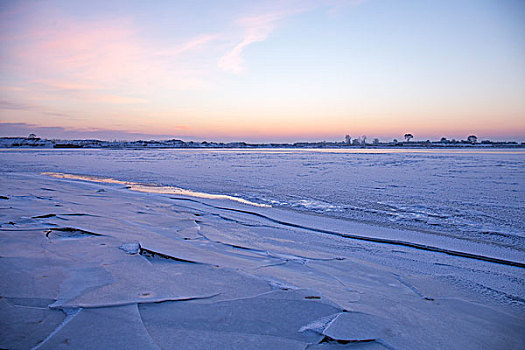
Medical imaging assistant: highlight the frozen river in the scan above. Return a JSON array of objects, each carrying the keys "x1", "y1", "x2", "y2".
[
  {"x1": 1, "y1": 148, "x2": 524, "y2": 249},
  {"x1": 1, "y1": 147, "x2": 525, "y2": 348}
]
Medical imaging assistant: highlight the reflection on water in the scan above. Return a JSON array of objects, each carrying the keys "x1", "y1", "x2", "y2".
[{"x1": 42, "y1": 172, "x2": 271, "y2": 208}]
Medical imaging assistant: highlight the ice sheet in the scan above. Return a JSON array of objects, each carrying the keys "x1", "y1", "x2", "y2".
[{"x1": 1, "y1": 151, "x2": 524, "y2": 349}]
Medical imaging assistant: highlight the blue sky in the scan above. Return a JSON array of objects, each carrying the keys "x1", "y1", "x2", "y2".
[{"x1": 1, "y1": 0, "x2": 524, "y2": 141}]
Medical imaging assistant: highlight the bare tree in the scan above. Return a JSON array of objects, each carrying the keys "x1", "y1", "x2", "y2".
[
  {"x1": 467, "y1": 135, "x2": 478, "y2": 144},
  {"x1": 404, "y1": 133, "x2": 413, "y2": 142}
]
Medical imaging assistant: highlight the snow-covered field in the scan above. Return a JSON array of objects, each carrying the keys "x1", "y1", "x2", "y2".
[{"x1": 1, "y1": 148, "x2": 524, "y2": 349}]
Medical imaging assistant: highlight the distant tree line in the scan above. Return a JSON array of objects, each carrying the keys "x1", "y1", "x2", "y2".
[
  {"x1": 0, "y1": 133, "x2": 525, "y2": 149},
  {"x1": 343, "y1": 133, "x2": 485, "y2": 145}
]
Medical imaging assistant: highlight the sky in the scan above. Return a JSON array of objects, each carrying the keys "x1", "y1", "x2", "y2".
[{"x1": 1, "y1": 0, "x2": 524, "y2": 142}]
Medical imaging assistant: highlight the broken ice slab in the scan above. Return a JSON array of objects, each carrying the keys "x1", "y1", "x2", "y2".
[
  {"x1": 195, "y1": 219, "x2": 341, "y2": 261},
  {"x1": 138, "y1": 289, "x2": 342, "y2": 349},
  {"x1": 45, "y1": 227, "x2": 103, "y2": 240},
  {"x1": 1, "y1": 172, "x2": 524, "y2": 349},
  {"x1": 307, "y1": 340, "x2": 389, "y2": 349},
  {"x1": 319, "y1": 312, "x2": 391, "y2": 342},
  {"x1": 42, "y1": 239, "x2": 223, "y2": 309},
  {"x1": 119, "y1": 242, "x2": 140, "y2": 254},
  {"x1": 0, "y1": 297, "x2": 65, "y2": 350},
  {"x1": 33, "y1": 304, "x2": 160, "y2": 350}
]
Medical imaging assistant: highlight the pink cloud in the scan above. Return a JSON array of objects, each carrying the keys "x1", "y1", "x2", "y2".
[
  {"x1": 32, "y1": 80, "x2": 99, "y2": 91},
  {"x1": 97, "y1": 94, "x2": 148, "y2": 105},
  {"x1": 1, "y1": 10, "x2": 218, "y2": 98}
]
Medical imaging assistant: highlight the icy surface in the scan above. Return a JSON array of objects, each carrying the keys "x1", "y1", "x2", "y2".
[
  {"x1": 1, "y1": 148, "x2": 523, "y2": 245},
  {"x1": 1, "y1": 149, "x2": 524, "y2": 349}
]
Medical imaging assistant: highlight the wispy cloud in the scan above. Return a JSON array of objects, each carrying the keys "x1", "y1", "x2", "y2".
[
  {"x1": 217, "y1": 0, "x2": 366, "y2": 74},
  {"x1": 218, "y1": 11, "x2": 299, "y2": 74},
  {"x1": 158, "y1": 34, "x2": 219, "y2": 57},
  {"x1": 0, "y1": 122, "x2": 192, "y2": 141},
  {"x1": 32, "y1": 80, "x2": 99, "y2": 91},
  {"x1": 1, "y1": 9, "x2": 219, "y2": 96},
  {"x1": 0, "y1": 6, "x2": 225, "y2": 129},
  {"x1": 0, "y1": 100, "x2": 34, "y2": 111},
  {"x1": 97, "y1": 94, "x2": 148, "y2": 105},
  {"x1": 0, "y1": 99, "x2": 69, "y2": 117}
]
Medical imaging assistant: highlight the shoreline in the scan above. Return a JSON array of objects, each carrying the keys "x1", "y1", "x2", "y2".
[
  {"x1": 1, "y1": 144, "x2": 524, "y2": 150},
  {"x1": 37, "y1": 171, "x2": 525, "y2": 268}
]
